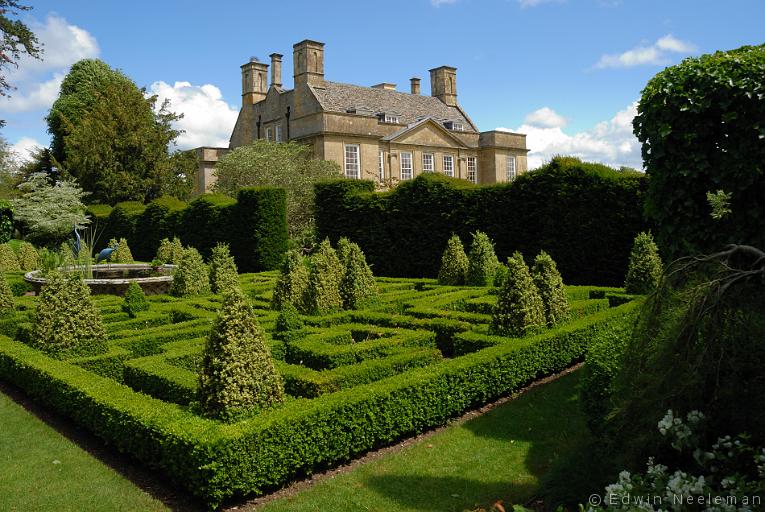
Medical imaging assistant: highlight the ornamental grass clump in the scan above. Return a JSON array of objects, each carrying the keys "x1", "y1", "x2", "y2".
[
  {"x1": 32, "y1": 271, "x2": 106, "y2": 358},
  {"x1": 466, "y1": 231, "x2": 500, "y2": 286},
  {"x1": 0, "y1": 243, "x2": 20, "y2": 271},
  {"x1": 121, "y1": 282, "x2": 149, "y2": 318},
  {"x1": 0, "y1": 274, "x2": 14, "y2": 314},
  {"x1": 17, "y1": 241, "x2": 40, "y2": 271},
  {"x1": 209, "y1": 243, "x2": 239, "y2": 294},
  {"x1": 271, "y1": 250, "x2": 309, "y2": 311},
  {"x1": 339, "y1": 238, "x2": 378, "y2": 309},
  {"x1": 438, "y1": 234, "x2": 469, "y2": 285},
  {"x1": 108, "y1": 238, "x2": 134, "y2": 263},
  {"x1": 198, "y1": 288, "x2": 285, "y2": 421},
  {"x1": 624, "y1": 231, "x2": 663, "y2": 294},
  {"x1": 171, "y1": 247, "x2": 210, "y2": 297},
  {"x1": 490, "y1": 252, "x2": 545, "y2": 337},
  {"x1": 531, "y1": 250, "x2": 569, "y2": 326},
  {"x1": 156, "y1": 237, "x2": 184, "y2": 264},
  {"x1": 303, "y1": 239, "x2": 343, "y2": 314}
]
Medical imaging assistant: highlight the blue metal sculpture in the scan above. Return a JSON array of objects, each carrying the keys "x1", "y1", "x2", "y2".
[
  {"x1": 72, "y1": 224, "x2": 81, "y2": 259},
  {"x1": 96, "y1": 242, "x2": 118, "y2": 264}
]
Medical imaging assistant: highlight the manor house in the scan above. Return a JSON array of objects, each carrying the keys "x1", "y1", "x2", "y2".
[{"x1": 195, "y1": 39, "x2": 528, "y2": 192}]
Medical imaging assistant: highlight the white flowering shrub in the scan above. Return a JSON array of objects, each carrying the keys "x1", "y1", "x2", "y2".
[{"x1": 590, "y1": 410, "x2": 765, "y2": 511}]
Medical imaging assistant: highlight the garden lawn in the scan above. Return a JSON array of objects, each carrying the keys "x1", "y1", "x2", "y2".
[
  {"x1": 257, "y1": 369, "x2": 588, "y2": 512},
  {"x1": 0, "y1": 389, "x2": 168, "y2": 512}
]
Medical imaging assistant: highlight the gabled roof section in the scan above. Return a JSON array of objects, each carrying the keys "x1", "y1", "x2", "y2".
[
  {"x1": 309, "y1": 81, "x2": 477, "y2": 131},
  {"x1": 381, "y1": 117, "x2": 470, "y2": 148}
]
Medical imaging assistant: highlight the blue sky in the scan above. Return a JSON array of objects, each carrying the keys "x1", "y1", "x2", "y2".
[{"x1": 1, "y1": 0, "x2": 763, "y2": 169}]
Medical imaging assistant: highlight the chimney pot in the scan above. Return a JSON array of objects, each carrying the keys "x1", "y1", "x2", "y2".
[
  {"x1": 371, "y1": 83, "x2": 397, "y2": 91},
  {"x1": 269, "y1": 53, "x2": 283, "y2": 88},
  {"x1": 410, "y1": 77, "x2": 421, "y2": 95}
]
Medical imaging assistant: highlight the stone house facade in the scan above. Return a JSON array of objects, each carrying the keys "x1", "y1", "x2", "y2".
[{"x1": 196, "y1": 39, "x2": 527, "y2": 192}]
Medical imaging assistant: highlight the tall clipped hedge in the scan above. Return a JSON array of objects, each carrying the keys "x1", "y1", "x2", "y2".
[
  {"x1": 634, "y1": 44, "x2": 765, "y2": 258},
  {"x1": 85, "y1": 188, "x2": 288, "y2": 272},
  {"x1": 316, "y1": 158, "x2": 646, "y2": 285}
]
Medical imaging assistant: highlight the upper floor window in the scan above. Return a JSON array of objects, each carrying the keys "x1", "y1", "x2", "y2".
[
  {"x1": 383, "y1": 114, "x2": 400, "y2": 124},
  {"x1": 443, "y1": 155, "x2": 454, "y2": 177},
  {"x1": 275, "y1": 125, "x2": 283, "y2": 142},
  {"x1": 422, "y1": 153, "x2": 434, "y2": 173},
  {"x1": 507, "y1": 155, "x2": 517, "y2": 181},
  {"x1": 265, "y1": 127, "x2": 273, "y2": 141},
  {"x1": 400, "y1": 152, "x2": 413, "y2": 180},
  {"x1": 467, "y1": 156, "x2": 478, "y2": 184},
  {"x1": 444, "y1": 121, "x2": 464, "y2": 131},
  {"x1": 379, "y1": 151, "x2": 385, "y2": 181},
  {"x1": 344, "y1": 144, "x2": 360, "y2": 179}
]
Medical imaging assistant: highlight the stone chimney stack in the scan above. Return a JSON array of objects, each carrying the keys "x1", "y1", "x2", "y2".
[
  {"x1": 410, "y1": 77, "x2": 421, "y2": 95},
  {"x1": 293, "y1": 39, "x2": 325, "y2": 88},
  {"x1": 269, "y1": 53, "x2": 283, "y2": 88},
  {"x1": 429, "y1": 66, "x2": 457, "y2": 106},
  {"x1": 241, "y1": 57, "x2": 268, "y2": 106}
]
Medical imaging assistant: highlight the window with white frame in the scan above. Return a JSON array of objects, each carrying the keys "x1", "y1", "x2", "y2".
[
  {"x1": 383, "y1": 114, "x2": 400, "y2": 124},
  {"x1": 443, "y1": 155, "x2": 454, "y2": 177},
  {"x1": 275, "y1": 125, "x2": 282, "y2": 142},
  {"x1": 452, "y1": 122, "x2": 464, "y2": 131},
  {"x1": 344, "y1": 144, "x2": 360, "y2": 179},
  {"x1": 467, "y1": 156, "x2": 477, "y2": 184},
  {"x1": 379, "y1": 150, "x2": 385, "y2": 181},
  {"x1": 265, "y1": 127, "x2": 273, "y2": 141},
  {"x1": 400, "y1": 151, "x2": 413, "y2": 180},
  {"x1": 422, "y1": 153, "x2": 434, "y2": 172},
  {"x1": 506, "y1": 155, "x2": 517, "y2": 181}
]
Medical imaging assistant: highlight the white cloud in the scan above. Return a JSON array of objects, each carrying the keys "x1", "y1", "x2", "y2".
[
  {"x1": 595, "y1": 34, "x2": 695, "y2": 69},
  {"x1": 430, "y1": 0, "x2": 458, "y2": 6},
  {"x1": 498, "y1": 101, "x2": 642, "y2": 170},
  {"x1": 0, "y1": 73, "x2": 63, "y2": 113},
  {"x1": 524, "y1": 107, "x2": 567, "y2": 129},
  {"x1": 148, "y1": 81, "x2": 239, "y2": 150},
  {"x1": 518, "y1": 0, "x2": 565, "y2": 8},
  {"x1": 10, "y1": 137, "x2": 44, "y2": 163}
]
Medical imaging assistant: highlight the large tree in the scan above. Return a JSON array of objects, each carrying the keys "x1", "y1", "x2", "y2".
[{"x1": 1, "y1": 0, "x2": 42, "y2": 125}]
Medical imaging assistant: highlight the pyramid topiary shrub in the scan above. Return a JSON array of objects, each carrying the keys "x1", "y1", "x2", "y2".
[
  {"x1": 531, "y1": 250, "x2": 569, "y2": 326},
  {"x1": 275, "y1": 302, "x2": 305, "y2": 341},
  {"x1": 0, "y1": 243, "x2": 20, "y2": 271},
  {"x1": 171, "y1": 247, "x2": 210, "y2": 297},
  {"x1": 17, "y1": 241, "x2": 40, "y2": 271},
  {"x1": 339, "y1": 239, "x2": 378, "y2": 309},
  {"x1": 624, "y1": 231, "x2": 663, "y2": 294},
  {"x1": 32, "y1": 271, "x2": 107, "y2": 358},
  {"x1": 466, "y1": 231, "x2": 500, "y2": 286},
  {"x1": 156, "y1": 237, "x2": 184, "y2": 264},
  {"x1": 336, "y1": 237, "x2": 353, "y2": 265},
  {"x1": 121, "y1": 282, "x2": 149, "y2": 318},
  {"x1": 438, "y1": 234, "x2": 469, "y2": 285},
  {"x1": 108, "y1": 238, "x2": 134, "y2": 263},
  {"x1": 209, "y1": 243, "x2": 239, "y2": 294},
  {"x1": 271, "y1": 250, "x2": 309, "y2": 311},
  {"x1": 493, "y1": 263, "x2": 509, "y2": 289},
  {"x1": 198, "y1": 288, "x2": 285, "y2": 421},
  {"x1": 303, "y1": 239, "x2": 344, "y2": 314},
  {"x1": 0, "y1": 273, "x2": 14, "y2": 314},
  {"x1": 490, "y1": 252, "x2": 545, "y2": 337}
]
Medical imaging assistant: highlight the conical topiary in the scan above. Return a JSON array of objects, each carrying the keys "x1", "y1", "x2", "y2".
[
  {"x1": 17, "y1": 241, "x2": 40, "y2": 271},
  {"x1": 339, "y1": 239, "x2": 378, "y2": 309},
  {"x1": 336, "y1": 237, "x2": 353, "y2": 266},
  {"x1": 0, "y1": 273, "x2": 14, "y2": 314},
  {"x1": 303, "y1": 239, "x2": 344, "y2": 314},
  {"x1": 109, "y1": 238, "x2": 134, "y2": 263},
  {"x1": 490, "y1": 252, "x2": 545, "y2": 337},
  {"x1": 275, "y1": 302, "x2": 305, "y2": 339},
  {"x1": 271, "y1": 250, "x2": 309, "y2": 311},
  {"x1": 0, "y1": 243, "x2": 20, "y2": 271},
  {"x1": 170, "y1": 247, "x2": 210, "y2": 297},
  {"x1": 209, "y1": 242, "x2": 239, "y2": 294},
  {"x1": 121, "y1": 281, "x2": 149, "y2": 318},
  {"x1": 198, "y1": 288, "x2": 285, "y2": 421},
  {"x1": 531, "y1": 250, "x2": 569, "y2": 326},
  {"x1": 438, "y1": 234, "x2": 469, "y2": 285},
  {"x1": 624, "y1": 231, "x2": 663, "y2": 294},
  {"x1": 32, "y1": 271, "x2": 107, "y2": 357},
  {"x1": 466, "y1": 231, "x2": 500, "y2": 286},
  {"x1": 493, "y1": 263, "x2": 509, "y2": 289},
  {"x1": 156, "y1": 237, "x2": 184, "y2": 264}
]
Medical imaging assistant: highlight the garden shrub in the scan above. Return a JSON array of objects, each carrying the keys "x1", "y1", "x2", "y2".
[
  {"x1": 170, "y1": 247, "x2": 210, "y2": 297},
  {"x1": 271, "y1": 250, "x2": 309, "y2": 311},
  {"x1": 231, "y1": 187, "x2": 288, "y2": 272},
  {"x1": 303, "y1": 239, "x2": 343, "y2": 314},
  {"x1": 209, "y1": 243, "x2": 239, "y2": 294},
  {"x1": 466, "y1": 231, "x2": 499, "y2": 286},
  {"x1": 17, "y1": 241, "x2": 40, "y2": 271},
  {"x1": 31, "y1": 271, "x2": 106, "y2": 358},
  {"x1": 336, "y1": 237, "x2": 352, "y2": 266},
  {"x1": 634, "y1": 44, "x2": 765, "y2": 259},
  {"x1": 437, "y1": 234, "x2": 469, "y2": 285},
  {"x1": 624, "y1": 231, "x2": 662, "y2": 295},
  {"x1": 0, "y1": 274, "x2": 14, "y2": 314},
  {"x1": 275, "y1": 302, "x2": 304, "y2": 337},
  {"x1": 121, "y1": 282, "x2": 149, "y2": 318},
  {"x1": 156, "y1": 237, "x2": 184, "y2": 264},
  {"x1": 108, "y1": 238, "x2": 134, "y2": 264},
  {"x1": 490, "y1": 252, "x2": 545, "y2": 337},
  {"x1": 339, "y1": 239, "x2": 378, "y2": 309},
  {"x1": 493, "y1": 263, "x2": 508, "y2": 289},
  {"x1": 197, "y1": 288, "x2": 285, "y2": 421},
  {"x1": 0, "y1": 200, "x2": 13, "y2": 244},
  {"x1": 532, "y1": 250, "x2": 569, "y2": 326},
  {"x1": 0, "y1": 243, "x2": 20, "y2": 271}
]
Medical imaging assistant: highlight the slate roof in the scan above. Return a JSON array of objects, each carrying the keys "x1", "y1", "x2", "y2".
[
  {"x1": 381, "y1": 118, "x2": 469, "y2": 147},
  {"x1": 308, "y1": 81, "x2": 476, "y2": 132}
]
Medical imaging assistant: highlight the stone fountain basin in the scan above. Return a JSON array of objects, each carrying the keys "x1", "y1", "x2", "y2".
[{"x1": 24, "y1": 263, "x2": 175, "y2": 296}]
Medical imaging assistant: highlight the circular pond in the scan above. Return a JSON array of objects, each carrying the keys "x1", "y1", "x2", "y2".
[{"x1": 24, "y1": 263, "x2": 175, "y2": 296}]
